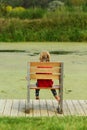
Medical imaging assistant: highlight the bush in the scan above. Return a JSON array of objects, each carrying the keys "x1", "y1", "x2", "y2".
[
  {"x1": 5, "y1": 7, "x2": 46, "y2": 19},
  {"x1": 6, "y1": 5, "x2": 13, "y2": 12},
  {"x1": 0, "y1": 11, "x2": 87, "y2": 42},
  {"x1": 20, "y1": 8, "x2": 46, "y2": 19},
  {"x1": 6, "y1": 6, "x2": 25, "y2": 18}
]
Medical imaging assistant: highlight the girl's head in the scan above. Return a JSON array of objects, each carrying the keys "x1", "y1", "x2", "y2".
[{"x1": 39, "y1": 51, "x2": 50, "y2": 62}]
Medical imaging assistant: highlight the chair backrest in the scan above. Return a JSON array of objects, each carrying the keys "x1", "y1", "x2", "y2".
[
  {"x1": 27, "y1": 62, "x2": 64, "y2": 113},
  {"x1": 27, "y1": 62, "x2": 63, "y2": 83}
]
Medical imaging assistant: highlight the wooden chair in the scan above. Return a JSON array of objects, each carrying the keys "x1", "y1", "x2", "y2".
[{"x1": 26, "y1": 62, "x2": 64, "y2": 114}]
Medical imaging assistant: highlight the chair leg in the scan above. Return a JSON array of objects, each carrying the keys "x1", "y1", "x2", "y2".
[
  {"x1": 27, "y1": 85, "x2": 30, "y2": 103},
  {"x1": 25, "y1": 85, "x2": 30, "y2": 113},
  {"x1": 57, "y1": 89, "x2": 63, "y2": 114},
  {"x1": 57, "y1": 100, "x2": 63, "y2": 114}
]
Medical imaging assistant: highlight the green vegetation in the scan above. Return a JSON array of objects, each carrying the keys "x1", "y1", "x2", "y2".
[
  {"x1": 5, "y1": 7, "x2": 46, "y2": 19},
  {"x1": 0, "y1": 116, "x2": 87, "y2": 130},
  {"x1": 0, "y1": 11, "x2": 87, "y2": 42},
  {"x1": 0, "y1": 0, "x2": 87, "y2": 41}
]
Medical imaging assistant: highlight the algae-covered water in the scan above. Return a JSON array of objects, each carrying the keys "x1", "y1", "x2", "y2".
[{"x1": 0, "y1": 42, "x2": 87, "y2": 99}]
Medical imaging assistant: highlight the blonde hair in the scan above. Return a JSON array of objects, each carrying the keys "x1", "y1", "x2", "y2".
[{"x1": 39, "y1": 51, "x2": 50, "y2": 62}]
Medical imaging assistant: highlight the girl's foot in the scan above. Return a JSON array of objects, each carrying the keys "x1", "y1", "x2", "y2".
[{"x1": 55, "y1": 96, "x2": 60, "y2": 101}]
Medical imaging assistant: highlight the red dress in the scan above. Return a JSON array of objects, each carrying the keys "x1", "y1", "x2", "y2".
[
  {"x1": 37, "y1": 79, "x2": 53, "y2": 87},
  {"x1": 36, "y1": 66, "x2": 53, "y2": 87}
]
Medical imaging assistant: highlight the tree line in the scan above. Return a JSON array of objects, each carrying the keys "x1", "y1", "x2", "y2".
[{"x1": 0, "y1": 0, "x2": 87, "y2": 8}]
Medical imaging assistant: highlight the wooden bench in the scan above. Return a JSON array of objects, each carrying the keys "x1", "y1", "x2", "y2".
[{"x1": 26, "y1": 62, "x2": 64, "y2": 114}]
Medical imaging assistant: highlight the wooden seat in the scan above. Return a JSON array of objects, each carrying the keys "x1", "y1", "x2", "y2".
[
  {"x1": 26, "y1": 62, "x2": 64, "y2": 114},
  {"x1": 28, "y1": 84, "x2": 60, "y2": 89}
]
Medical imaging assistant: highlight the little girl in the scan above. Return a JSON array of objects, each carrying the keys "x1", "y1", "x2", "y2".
[{"x1": 35, "y1": 51, "x2": 60, "y2": 101}]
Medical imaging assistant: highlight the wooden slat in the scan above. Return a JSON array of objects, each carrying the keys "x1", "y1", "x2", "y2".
[
  {"x1": 63, "y1": 100, "x2": 71, "y2": 115},
  {"x1": 3, "y1": 99, "x2": 12, "y2": 116},
  {"x1": 11, "y1": 99, "x2": 19, "y2": 117},
  {"x1": 79, "y1": 100, "x2": 87, "y2": 116},
  {"x1": 29, "y1": 84, "x2": 60, "y2": 89},
  {"x1": 72, "y1": 100, "x2": 85, "y2": 116},
  {"x1": 46, "y1": 100, "x2": 56, "y2": 116},
  {"x1": 18, "y1": 99, "x2": 26, "y2": 117},
  {"x1": 0, "y1": 99, "x2": 6, "y2": 116},
  {"x1": 33, "y1": 100, "x2": 41, "y2": 117},
  {"x1": 65, "y1": 100, "x2": 77, "y2": 115},
  {"x1": 1, "y1": 99, "x2": 87, "y2": 117},
  {"x1": 30, "y1": 74, "x2": 60, "y2": 80},
  {"x1": 30, "y1": 67, "x2": 60, "y2": 74},
  {"x1": 29, "y1": 87, "x2": 60, "y2": 90},
  {"x1": 29, "y1": 62, "x2": 62, "y2": 67},
  {"x1": 52, "y1": 100, "x2": 63, "y2": 116},
  {"x1": 52, "y1": 100, "x2": 58, "y2": 116},
  {"x1": 62, "y1": 101, "x2": 69, "y2": 116},
  {"x1": 25, "y1": 100, "x2": 33, "y2": 117},
  {"x1": 39, "y1": 100, "x2": 48, "y2": 116}
]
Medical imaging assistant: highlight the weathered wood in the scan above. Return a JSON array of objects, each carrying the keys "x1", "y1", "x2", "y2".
[
  {"x1": 33, "y1": 100, "x2": 41, "y2": 117},
  {"x1": 18, "y1": 99, "x2": 26, "y2": 117},
  {"x1": 72, "y1": 100, "x2": 85, "y2": 116},
  {"x1": 27, "y1": 62, "x2": 30, "y2": 104},
  {"x1": 3, "y1": 99, "x2": 12, "y2": 116},
  {"x1": 25, "y1": 100, "x2": 33, "y2": 117},
  {"x1": 52, "y1": 100, "x2": 63, "y2": 116},
  {"x1": 30, "y1": 73, "x2": 60, "y2": 80},
  {"x1": 52, "y1": 100, "x2": 58, "y2": 114},
  {"x1": 29, "y1": 84, "x2": 60, "y2": 89},
  {"x1": 39, "y1": 100, "x2": 48, "y2": 116},
  {"x1": 0, "y1": 99, "x2": 6, "y2": 116},
  {"x1": 30, "y1": 67, "x2": 60, "y2": 74},
  {"x1": 46, "y1": 100, "x2": 56, "y2": 116},
  {"x1": 63, "y1": 100, "x2": 71, "y2": 116},
  {"x1": 65, "y1": 100, "x2": 77, "y2": 115},
  {"x1": 29, "y1": 62, "x2": 61, "y2": 67},
  {"x1": 11, "y1": 99, "x2": 19, "y2": 117},
  {"x1": 0, "y1": 99, "x2": 87, "y2": 117},
  {"x1": 59, "y1": 62, "x2": 63, "y2": 113},
  {"x1": 79, "y1": 100, "x2": 87, "y2": 116}
]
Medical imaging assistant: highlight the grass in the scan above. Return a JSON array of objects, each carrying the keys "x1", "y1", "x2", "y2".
[
  {"x1": 0, "y1": 42, "x2": 87, "y2": 99},
  {"x1": 0, "y1": 116, "x2": 87, "y2": 130}
]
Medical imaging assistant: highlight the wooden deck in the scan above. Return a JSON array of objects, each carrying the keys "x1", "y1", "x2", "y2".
[{"x1": 0, "y1": 99, "x2": 87, "y2": 117}]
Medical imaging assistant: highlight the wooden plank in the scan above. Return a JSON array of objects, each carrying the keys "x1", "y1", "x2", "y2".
[
  {"x1": 0, "y1": 99, "x2": 6, "y2": 116},
  {"x1": 1, "y1": 99, "x2": 87, "y2": 117},
  {"x1": 30, "y1": 67, "x2": 60, "y2": 74},
  {"x1": 63, "y1": 100, "x2": 72, "y2": 116},
  {"x1": 63, "y1": 100, "x2": 69, "y2": 116},
  {"x1": 29, "y1": 62, "x2": 62, "y2": 67},
  {"x1": 25, "y1": 100, "x2": 33, "y2": 117},
  {"x1": 39, "y1": 100, "x2": 48, "y2": 116},
  {"x1": 33, "y1": 100, "x2": 41, "y2": 117},
  {"x1": 65, "y1": 100, "x2": 77, "y2": 115},
  {"x1": 78, "y1": 100, "x2": 87, "y2": 116},
  {"x1": 52, "y1": 100, "x2": 58, "y2": 114},
  {"x1": 11, "y1": 99, "x2": 19, "y2": 117},
  {"x1": 72, "y1": 100, "x2": 85, "y2": 116},
  {"x1": 84, "y1": 100, "x2": 87, "y2": 115},
  {"x1": 18, "y1": 99, "x2": 26, "y2": 117},
  {"x1": 46, "y1": 100, "x2": 56, "y2": 116},
  {"x1": 3, "y1": 99, "x2": 12, "y2": 116},
  {"x1": 52, "y1": 100, "x2": 63, "y2": 116},
  {"x1": 30, "y1": 74, "x2": 60, "y2": 80}
]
